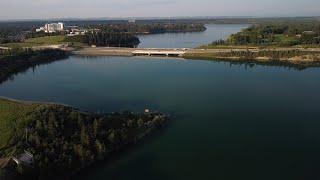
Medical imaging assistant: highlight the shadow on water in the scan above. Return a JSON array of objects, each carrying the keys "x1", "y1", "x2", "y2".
[
  {"x1": 0, "y1": 57, "x2": 68, "y2": 85},
  {"x1": 76, "y1": 54, "x2": 317, "y2": 71},
  {"x1": 185, "y1": 57, "x2": 319, "y2": 71}
]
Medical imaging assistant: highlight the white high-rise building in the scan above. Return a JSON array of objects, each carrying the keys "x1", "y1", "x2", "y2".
[{"x1": 43, "y1": 22, "x2": 65, "y2": 33}]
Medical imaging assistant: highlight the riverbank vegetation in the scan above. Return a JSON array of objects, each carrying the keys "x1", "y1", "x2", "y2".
[
  {"x1": 191, "y1": 20, "x2": 320, "y2": 66},
  {"x1": 0, "y1": 98, "x2": 167, "y2": 179},
  {"x1": 184, "y1": 49, "x2": 320, "y2": 69}
]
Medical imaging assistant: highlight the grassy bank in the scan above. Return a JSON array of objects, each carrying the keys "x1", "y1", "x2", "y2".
[
  {"x1": 1, "y1": 35, "x2": 87, "y2": 49},
  {"x1": 0, "y1": 99, "x2": 39, "y2": 151},
  {"x1": 2, "y1": 36, "x2": 66, "y2": 48}
]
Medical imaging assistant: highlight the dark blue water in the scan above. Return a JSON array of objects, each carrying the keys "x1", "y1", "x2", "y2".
[
  {"x1": 1, "y1": 56, "x2": 320, "y2": 180},
  {"x1": 138, "y1": 24, "x2": 248, "y2": 48}
]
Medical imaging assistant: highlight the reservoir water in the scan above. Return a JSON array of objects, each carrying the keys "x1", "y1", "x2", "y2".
[
  {"x1": 138, "y1": 24, "x2": 248, "y2": 48},
  {"x1": 1, "y1": 24, "x2": 320, "y2": 180}
]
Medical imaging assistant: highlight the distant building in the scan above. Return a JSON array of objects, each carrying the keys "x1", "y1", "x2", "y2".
[
  {"x1": 36, "y1": 22, "x2": 65, "y2": 33},
  {"x1": 67, "y1": 28, "x2": 87, "y2": 36},
  {"x1": 36, "y1": 27, "x2": 45, "y2": 32},
  {"x1": 45, "y1": 22, "x2": 64, "y2": 33},
  {"x1": 128, "y1": 19, "x2": 136, "y2": 23}
]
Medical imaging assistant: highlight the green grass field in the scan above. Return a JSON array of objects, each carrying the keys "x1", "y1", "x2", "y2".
[
  {"x1": 1, "y1": 35, "x2": 87, "y2": 49},
  {"x1": 1, "y1": 35, "x2": 66, "y2": 48},
  {"x1": 0, "y1": 99, "x2": 39, "y2": 150},
  {"x1": 25, "y1": 35, "x2": 66, "y2": 44}
]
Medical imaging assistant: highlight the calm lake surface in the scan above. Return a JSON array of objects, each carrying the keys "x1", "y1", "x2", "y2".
[
  {"x1": 138, "y1": 24, "x2": 248, "y2": 48},
  {"x1": 1, "y1": 25, "x2": 320, "y2": 180}
]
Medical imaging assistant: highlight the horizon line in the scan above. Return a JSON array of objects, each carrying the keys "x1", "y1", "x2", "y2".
[{"x1": 0, "y1": 15, "x2": 320, "y2": 22}]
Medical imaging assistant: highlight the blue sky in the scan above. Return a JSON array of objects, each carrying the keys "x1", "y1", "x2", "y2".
[{"x1": 0, "y1": 0, "x2": 319, "y2": 20}]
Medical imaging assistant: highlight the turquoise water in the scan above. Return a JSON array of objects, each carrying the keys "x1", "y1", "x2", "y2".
[{"x1": 1, "y1": 56, "x2": 320, "y2": 180}]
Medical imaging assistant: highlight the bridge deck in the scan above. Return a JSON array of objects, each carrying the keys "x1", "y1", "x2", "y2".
[
  {"x1": 132, "y1": 49, "x2": 186, "y2": 56},
  {"x1": 74, "y1": 47, "x2": 189, "y2": 57}
]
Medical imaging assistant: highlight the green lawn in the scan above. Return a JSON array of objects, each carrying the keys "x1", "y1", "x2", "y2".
[
  {"x1": 1, "y1": 36, "x2": 66, "y2": 48},
  {"x1": 1, "y1": 42, "x2": 38, "y2": 49},
  {"x1": 1, "y1": 35, "x2": 88, "y2": 49},
  {"x1": 0, "y1": 99, "x2": 38, "y2": 150},
  {"x1": 24, "y1": 35, "x2": 66, "y2": 44}
]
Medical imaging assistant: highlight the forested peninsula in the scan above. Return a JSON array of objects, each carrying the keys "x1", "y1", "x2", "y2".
[
  {"x1": 185, "y1": 21, "x2": 320, "y2": 68},
  {"x1": 0, "y1": 98, "x2": 167, "y2": 180}
]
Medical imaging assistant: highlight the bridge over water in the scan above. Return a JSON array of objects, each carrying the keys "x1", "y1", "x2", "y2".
[
  {"x1": 74, "y1": 47, "x2": 189, "y2": 57},
  {"x1": 132, "y1": 49, "x2": 187, "y2": 57}
]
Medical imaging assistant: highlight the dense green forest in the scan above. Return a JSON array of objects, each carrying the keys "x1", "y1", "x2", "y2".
[
  {"x1": 86, "y1": 23, "x2": 206, "y2": 34},
  {"x1": 0, "y1": 99, "x2": 167, "y2": 180},
  {"x1": 64, "y1": 31, "x2": 140, "y2": 48},
  {"x1": 86, "y1": 32, "x2": 139, "y2": 47},
  {"x1": 210, "y1": 22, "x2": 320, "y2": 47}
]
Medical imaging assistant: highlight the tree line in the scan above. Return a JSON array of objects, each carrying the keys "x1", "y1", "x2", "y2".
[
  {"x1": 214, "y1": 50, "x2": 319, "y2": 59},
  {"x1": 85, "y1": 23, "x2": 206, "y2": 34},
  {"x1": 65, "y1": 31, "x2": 140, "y2": 47}
]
